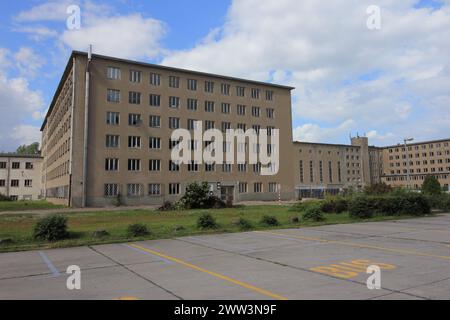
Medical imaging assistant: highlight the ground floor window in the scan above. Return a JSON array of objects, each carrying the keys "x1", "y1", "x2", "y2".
[
  {"x1": 169, "y1": 183, "x2": 180, "y2": 195},
  {"x1": 268, "y1": 182, "x2": 278, "y2": 193},
  {"x1": 254, "y1": 182, "x2": 262, "y2": 193},
  {"x1": 148, "y1": 184, "x2": 161, "y2": 196},
  {"x1": 238, "y1": 182, "x2": 247, "y2": 193},
  {"x1": 104, "y1": 184, "x2": 119, "y2": 197},
  {"x1": 127, "y1": 184, "x2": 142, "y2": 197}
]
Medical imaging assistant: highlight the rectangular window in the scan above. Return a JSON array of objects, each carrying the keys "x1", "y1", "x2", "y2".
[
  {"x1": 127, "y1": 184, "x2": 142, "y2": 197},
  {"x1": 104, "y1": 184, "x2": 119, "y2": 197},
  {"x1": 299, "y1": 160, "x2": 304, "y2": 183},
  {"x1": 238, "y1": 163, "x2": 247, "y2": 172},
  {"x1": 107, "y1": 67, "x2": 121, "y2": 80},
  {"x1": 187, "y1": 79, "x2": 197, "y2": 91},
  {"x1": 205, "y1": 81, "x2": 214, "y2": 93},
  {"x1": 106, "y1": 112, "x2": 120, "y2": 125},
  {"x1": 128, "y1": 159, "x2": 141, "y2": 171},
  {"x1": 169, "y1": 76, "x2": 180, "y2": 88},
  {"x1": 253, "y1": 182, "x2": 262, "y2": 193},
  {"x1": 169, "y1": 96, "x2": 180, "y2": 108},
  {"x1": 319, "y1": 161, "x2": 323, "y2": 183},
  {"x1": 187, "y1": 119, "x2": 199, "y2": 130},
  {"x1": 266, "y1": 90, "x2": 274, "y2": 101},
  {"x1": 25, "y1": 162, "x2": 34, "y2": 170},
  {"x1": 328, "y1": 161, "x2": 333, "y2": 183},
  {"x1": 221, "y1": 103, "x2": 231, "y2": 114},
  {"x1": 148, "y1": 184, "x2": 161, "y2": 196},
  {"x1": 252, "y1": 106, "x2": 260, "y2": 117},
  {"x1": 237, "y1": 123, "x2": 246, "y2": 131},
  {"x1": 266, "y1": 108, "x2": 275, "y2": 118},
  {"x1": 205, "y1": 163, "x2": 215, "y2": 172},
  {"x1": 129, "y1": 70, "x2": 141, "y2": 83},
  {"x1": 24, "y1": 179, "x2": 33, "y2": 187},
  {"x1": 268, "y1": 182, "x2": 278, "y2": 193},
  {"x1": 239, "y1": 182, "x2": 247, "y2": 193},
  {"x1": 11, "y1": 180, "x2": 19, "y2": 187},
  {"x1": 169, "y1": 161, "x2": 180, "y2": 172},
  {"x1": 187, "y1": 98, "x2": 198, "y2": 111},
  {"x1": 129, "y1": 91, "x2": 141, "y2": 104},
  {"x1": 237, "y1": 104, "x2": 246, "y2": 116},
  {"x1": 0, "y1": 162, "x2": 6, "y2": 169},
  {"x1": 107, "y1": 89, "x2": 120, "y2": 103},
  {"x1": 169, "y1": 139, "x2": 180, "y2": 150},
  {"x1": 221, "y1": 83, "x2": 230, "y2": 95},
  {"x1": 105, "y1": 158, "x2": 119, "y2": 171},
  {"x1": 149, "y1": 94, "x2": 161, "y2": 107},
  {"x1": 221, "y1": 122, "x2": 231, "y2": 133},
  {"x1": 251, "y1": 88, "x2": 260, "y2": 99},
  {"x1": 236, "y1": 86, "x2": 245, "y2": 97},
  {"x1": 253, "y1": 163, "x2": 261, "y2": 173},
  {"x1": 0, "y1": 180, "x2": 5, "y2": 187},
  {"x1": 149, "y1": 137, "x2": 161, "y2": 149},
  {"x1": 169, "y1": 183, "x2": 180, "y2": 195},
  {"x1": 252, "y1": 125, "x2": 261, "y2": 134},
  {"x1": 149, "y1": 159, "x2": 161, "y2": 172},
  {"x1": 169, "y1": 117, "x2": 180, "y2": 129},
  {"x1": 149, "y1": 115, "x2": 161, "y2": 128},
  {"x1": 150, "y1": 73, "x2": 161, "y2": 86},
  {"x1": 128, "y1": 136, "x2": 141, "y2": 149},
  {"x1": 128, "y1": 113, "x2": 141, "y2": 126},
  {"x1": 106, "y1": 135, "x2": 119, "y2": 148},
  {"x1": 222, "y1": 163, "x2": 232, "y2": 173},
  {"x1": 188, "y1": 161, "x2": 199, "y2": 172},
  {"x1": 205, "y1": 101, "x2": 215, "y2": 112},
  {"x1": 310, "y1": 161, "x2": 314, "y2": 183},
  {"x1": 204, "y1": 120, "x2": 215, "y2": 130}
]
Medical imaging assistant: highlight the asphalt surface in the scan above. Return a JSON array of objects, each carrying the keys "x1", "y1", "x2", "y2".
[{"x1": 1, "y1": 214, "x2": 450, "y2": 300}]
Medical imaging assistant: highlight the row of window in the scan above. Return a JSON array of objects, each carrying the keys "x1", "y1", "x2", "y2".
[
  {"x1": 389, "y1": 167, "x2": 450, "y2": 175},
  {"x1": 389, "y1": 159, "x2": 450, "y2": 167},
  {"x1": 299, "y1": 160, "x2": 343, "y2": 184},
  {"x1": 105, "y1": 158, "x2": 273, "y2": 173},
  {"x1": 0, "y1": 162, "x2": 34, "y2": 170},
  {"x1": 106, "y1": 91, "x2": 277, "y2": 118},
  {"x1": 106, "y1": 67, "x2": 275, "y2": 100},
  {"x1": 388, "y1": 143, "x2": 450, "y2": 153},
  {"x1": 0, "y1": 179, "x2": 33, "y2": 187},
  {"x1": 104, "y1": 182, "x2": 279, "y2": 197},
  {"x1": 389, "y1": 151, "x2": 450, "y2": 160}
]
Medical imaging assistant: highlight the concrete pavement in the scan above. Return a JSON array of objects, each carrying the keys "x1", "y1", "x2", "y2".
[{"x1": 1, "y1": 214, "x2": 449, "y2": 300}]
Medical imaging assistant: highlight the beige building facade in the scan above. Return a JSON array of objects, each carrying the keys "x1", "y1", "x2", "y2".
[
  {"x1": 380, "y1": 139, "x2": 450, "y2": 190},
  {"x1": 0, "y1": 154, "x2": 43, "y2": 201},
  {"x1": 41, "y1": 51, "x2": 296, "y2": 207}
]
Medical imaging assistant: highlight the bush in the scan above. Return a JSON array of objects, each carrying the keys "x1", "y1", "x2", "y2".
[
  {"x1": 302, "y1": 206, "x2": 325, "y2": 222},
  {"x1": 92, "y1": 230, "x2": 109, "y2": 238},
  {"x1": 178, "y1": 182, "x2": 210, "y2": 209},
  {"x1": 290, "y1": 200, "x2": 322, "y2": 212},
  {"x1": 33, "y1": 214, "x2": 69, "y2": 241},
  {"x1": 126, "y1": 224, "x2": 150, "y2": 237},
  {"x1": 422, "y1": 176, "x2": 442, "y2": 196},
  {"x1": 398, "y1": 193, "x2": 431, "y2": 216},
  {"x1": 364, "y1": 183, "x2": 393, "y2": 195},
  {"x1": 235, "y1": 218, "x2": 253, "y2": 230},
  {"x1": 205, "y1": 196, "x2": 227, "y2": 209},
  {"x1": 260, "y1": 215, "x2": 279, "y2": 226},
  {"x1": 197, "y1": 213, "x2": 218, "y2": 229},
  {"x1": 320, "y1": 197, "x2": 349, "y2": 214},
  {"x1": 349, "y1": 196, "x2": 374, "y2": 219},
  {"x1": 0, "y1": 193, "x2": 12, "y2": 201},
  {"x1": 426, "y1": 194, "x2": 450, "y2": 211},
  {"x1": 289, "y1": 216, "x2": 300, "y2": 224}
]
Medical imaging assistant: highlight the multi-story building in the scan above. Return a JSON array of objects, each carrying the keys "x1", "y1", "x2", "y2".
[
  {"x1": 380, "y1": 138, "x2": 450, "y2": 190},
  {"x1": 0, "y1": 154, "x2": 43, "y2": 201},
  {"x1": 292, "y1": 136, "x2": 374, "y2": 198},
  {"x1": 40, "y1": 51, "x2": 296, "y2": 207}
]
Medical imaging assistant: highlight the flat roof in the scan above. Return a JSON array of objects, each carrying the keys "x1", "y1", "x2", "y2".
[
  {"x1": 383, "y1": 138, "x2": 450, "y2": 149},
  {"x1": 0, "y1": 153, "x2": 42, "y2": 159},
  {"x1": 41, "y1": 51, "x2": 295, "y2": 131},
  {"x1": 293, "y1": 141, "x2": 360, "y2": 149}
]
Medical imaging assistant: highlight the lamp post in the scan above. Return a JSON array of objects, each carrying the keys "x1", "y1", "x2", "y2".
[{"x1": 404, "y1": 138, "x2": 414, "y2": 190}]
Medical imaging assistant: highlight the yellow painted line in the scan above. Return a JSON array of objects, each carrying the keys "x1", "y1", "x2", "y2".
[
  {"x1": 129, "y1": 243, "x2": 288, "y2": 300},
  {"x1": 257, "y1": 231, "x2": 450, "y2": 261}
]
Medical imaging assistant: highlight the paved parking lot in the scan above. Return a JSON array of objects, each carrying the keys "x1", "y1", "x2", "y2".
[{"x1": 1, "y1": 214, "x2": 450, "y2": 300}]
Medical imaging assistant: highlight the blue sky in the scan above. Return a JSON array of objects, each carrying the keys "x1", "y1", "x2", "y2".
[{"x1": 0, "y1": 0, "x2": 449, "y2": 151}]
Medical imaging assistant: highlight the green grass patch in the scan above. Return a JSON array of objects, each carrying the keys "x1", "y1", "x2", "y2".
[
  {"x1": 0, "y1": 200, "x2": 64, "y2": 212},
  {"x1": 0, "y1": 205, "x2": 435, "y2": 252}
]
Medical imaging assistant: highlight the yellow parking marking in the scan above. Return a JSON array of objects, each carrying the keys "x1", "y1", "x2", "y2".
[
  {"x1": 129, "y1": 243, "x2": 288, "y2": 300},
  {"x1": 256, "y1": 231, "x2": 450, "y2": 261},
  {"x1": 115, "y1": 296, "x2": 139, "y2": 300},
  {"x1": 310, "y1": 259, "x2": 396, "y2": 279}
]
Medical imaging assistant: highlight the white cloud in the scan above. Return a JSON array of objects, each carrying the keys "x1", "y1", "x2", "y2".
[
  {"x1": 15, "y1": 0, "x2": 79, "y2": 22},
  {"x1": 9, "y1": 125, "x2": 41, "y2": 147},
  {"x1": 14, "y1": 47, "x2": 45, "y2": 77},
  {"x1": 61, "y1": 14, "x2": 166, "y2": 60},
  {"x1": 293, "y1": 120, "x2": 356, "y2": 143},
  {"x1": 162, "y1": 0, "x2": 450, "y2": 145},
  {"x1": 15, "y1": 26, "x2": 59, "y2": 41}
]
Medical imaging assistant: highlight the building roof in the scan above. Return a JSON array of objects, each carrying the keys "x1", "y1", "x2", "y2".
[
  {"x1": 41, "y1": 51, "x2": 296, "y2": 131},
  {"x1": 382, "y1": 138, "x2": 450, "y2": 149},
  {"x1": 0, "y1": 153, "x2": 42, "y2": 159},
  {"x1": 293, "y1": 141, "x2": 360, "y2": 149}
]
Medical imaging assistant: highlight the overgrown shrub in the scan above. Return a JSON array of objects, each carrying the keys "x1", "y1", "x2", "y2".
[
  {"x1": 397, "y1": 193, "x2": 431, "y2": 216},
  {"x1": 33, "y1": 214, "x2": 69, "y2": 241},
  {"x1": 158, "y1": 201, "x2": 175, "y2": 211},
  {"x1": 321, "y1": 197, "x2": 349, "y2": 214},
  {"x1": 0, "y1": 193, "x2": 12, "y2": 201},
  {"x1": 349, "y1": 196, "x2": 374, "y2": 219},
  {"x1": 289, "y1": 216, "x2": 300, "y2": 224},
  {"x1": 235, "y1": 218, "x2": 253, "y2": 230},
  {"x1": 260, "y1": 215, "x2": 279, "y2": 226},
  {"x1": 302, "y1": 206, "x2": 325, "y2": 222},
  {"x1": 422, "y1": 176, "x2": 442, "y2": 196},
  {"x1": 426, "y1": 194, "x2": 450, "y2": 211},
  {"x1": 290, "y1": 200, "x2": 322, "y2": 212},
  {"x1": 126, "y1": 224, "x2": 150, "y2": 237},
  {"x1": 205, "y1": 196, "x2": 227, "y2": 209},
  {"x1": 197, "y1": 213, "x2": 218, "y2": 229},
  {"x1": 177, "y1": 182, "x2": 227, "y2": 210},
  {"x1": 364, "y1": 183, "x2": 393, "y2": 195}
]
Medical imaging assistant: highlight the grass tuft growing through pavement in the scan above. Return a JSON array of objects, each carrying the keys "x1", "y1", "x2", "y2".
[{"x1": 0, "y1": 205, "x2": 433, "y2": 252}]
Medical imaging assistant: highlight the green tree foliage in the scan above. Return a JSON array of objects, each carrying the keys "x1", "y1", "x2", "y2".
[
  {"x1": 422, "y1": 176, "x2": 442, "y2": 195},
  {"x1": 16, "y1": 142, "x2": 40, "y2": 155}
]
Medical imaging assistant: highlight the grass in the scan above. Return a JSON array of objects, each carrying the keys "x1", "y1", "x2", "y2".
[
  {"x1": 0, "y1": 200, "x2": 64, "y2": 212},
  {"x1": 0, "y1": 204, "x2": 432, "y2": 253}
]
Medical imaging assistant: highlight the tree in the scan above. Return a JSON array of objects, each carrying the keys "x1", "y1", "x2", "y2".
[
  {"x1": 422, "y1": 176, "x2": 441, "y2": 195},
  {"x1": 16, "y1": 142, "x2": 40, "y2": 155}
]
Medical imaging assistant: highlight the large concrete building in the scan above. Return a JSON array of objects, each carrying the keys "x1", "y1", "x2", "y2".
[
  {"x1": 40, "y1": 51, "x2": 295, "y2": 207},
  {"x1": 380, "y1": 139, "x2": 450, "y2": 190},
  {"x1": 39, "y1": 51, "x2": 449, "y2": 207},
  {"x1": 0, "y1": 154, "x2": 43, "y2": 201}
]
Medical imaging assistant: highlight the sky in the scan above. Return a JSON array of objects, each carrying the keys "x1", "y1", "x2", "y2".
[{"x1": 0, "y1": 0, "x2": 449, "y2": 151}]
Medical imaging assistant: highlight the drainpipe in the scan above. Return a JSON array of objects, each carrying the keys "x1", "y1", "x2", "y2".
[{"x1": 82, "y1": 45, "x2": 92, "y2": 207}]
